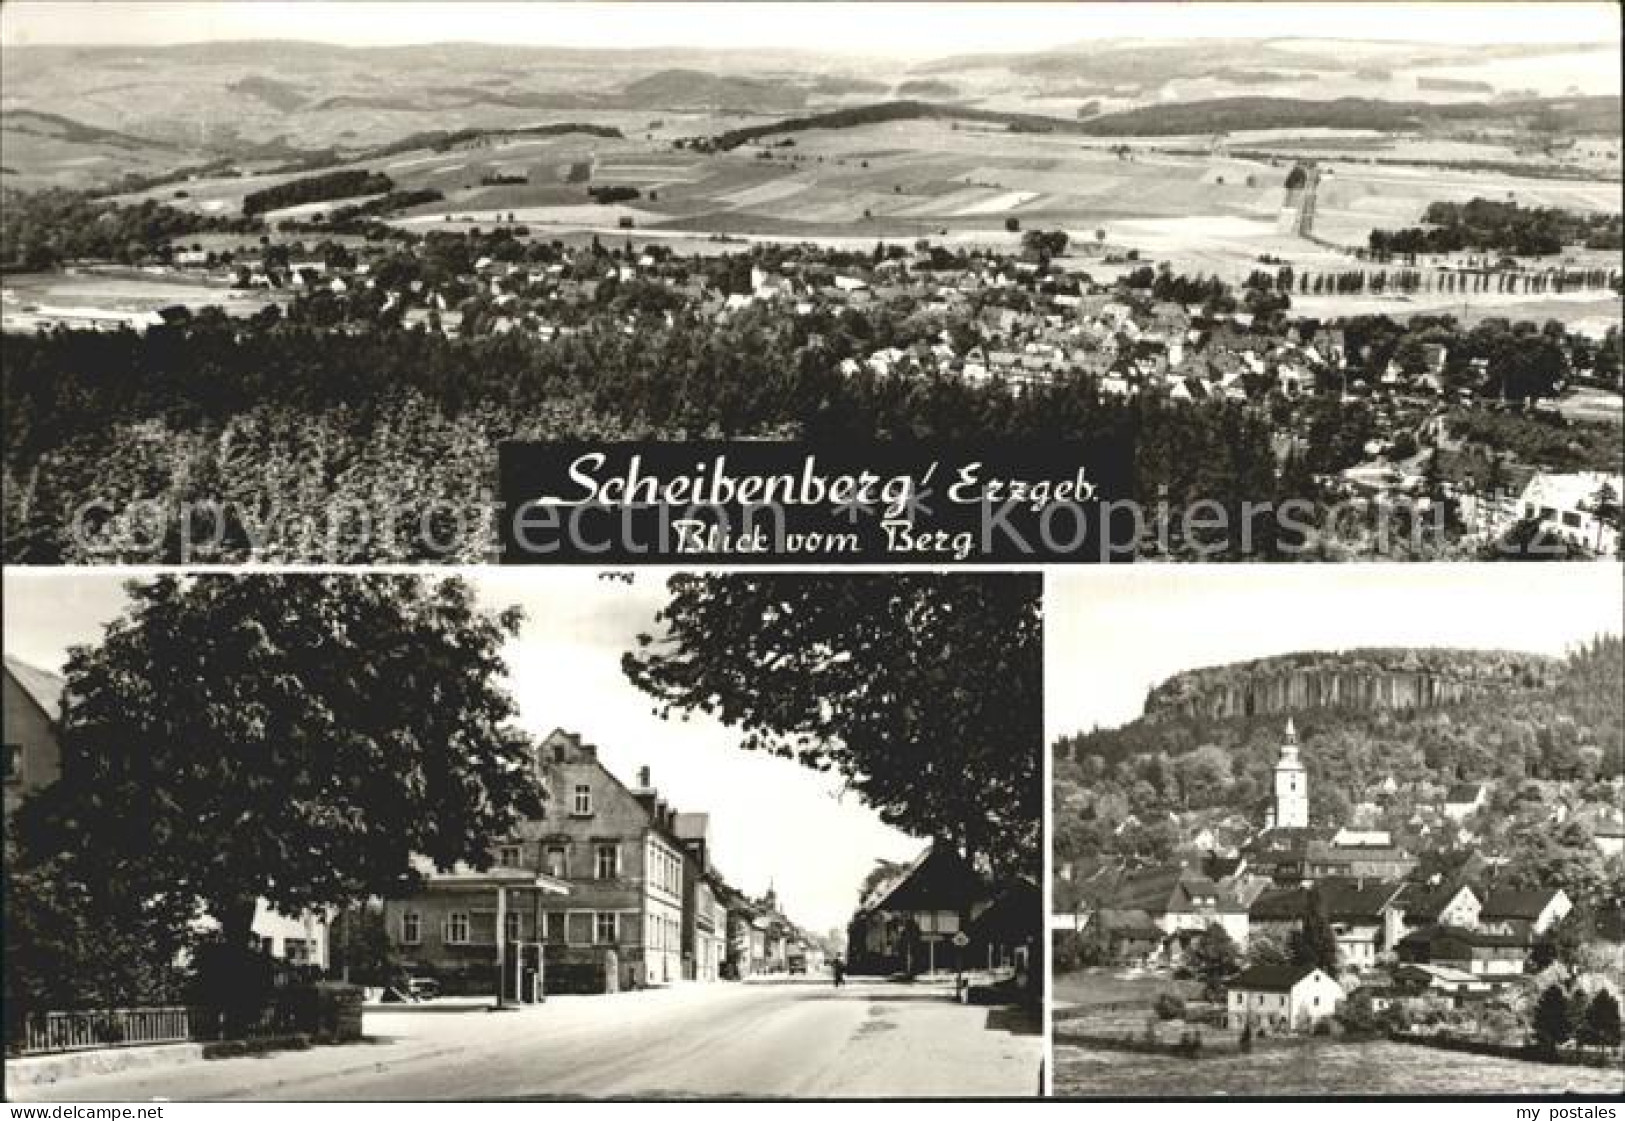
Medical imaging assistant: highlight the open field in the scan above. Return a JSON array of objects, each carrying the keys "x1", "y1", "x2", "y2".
[
  {"x1": 1053, "y1": 968, "x2": 1197, "y2": 1013},
  {"x1": 0, "y1": 270, "x2": 285, "y2": 316},
  {"x1": 1055, "y1": 1039, "x2": 1625, "y2": 1096}
]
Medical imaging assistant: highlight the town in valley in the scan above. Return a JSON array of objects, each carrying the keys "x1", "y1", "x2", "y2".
[
  {"x1": 1, "y1": 12, "x2": 1620, "y2": 562},
  {"x1": 1048, "y1": 566, "x2": 1625, "y2": 1096}
]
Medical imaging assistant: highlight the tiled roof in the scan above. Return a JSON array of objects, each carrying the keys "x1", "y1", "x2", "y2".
[
  {"x1": 1229, "y1": 964, "x2": 1320, "y2": 993},
  {"x1": 4, "y1": 655, "x2": 66, "y2": 721},
  {"x1": 1479, "y1": 889, "x2": 1559, "y2": 921}
]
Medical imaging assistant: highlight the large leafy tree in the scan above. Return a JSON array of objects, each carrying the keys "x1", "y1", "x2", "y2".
[
  {"x1": 623, "y1": 573, "x2": 1041, "y2": 877},
  {"x1": 1189, "y1": 922, "x2": 1241, "y2": 1001},
  {"x1": 16, "y1": 574, "x2": 543, "y2": 952}
]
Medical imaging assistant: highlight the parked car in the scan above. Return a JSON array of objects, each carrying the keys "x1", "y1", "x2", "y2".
[{"x1": 406, "y1": 977, "x2": 441, "y2": 1001}]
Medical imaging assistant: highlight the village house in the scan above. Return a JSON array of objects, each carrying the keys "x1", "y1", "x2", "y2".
[
  {"x1": 1225, "y1": 964, "x2": 1344, "y2": 1032},
  {"x1": 3, "y1": 655, "x2": 65, "y2": 818},
  {"x1": 1477, "y1": 887, "x2": 1571, "y2": 940},
  {"x1": 673, "y1": 812, "x2": 728, "y2": 982},
  {"x1": 1442, "y1": 782, "x2": 1488, "y2": 821},
  {"x1": 1399, "y1": 881, "x2": 1482, "y2": 931},
  {"x1": 383, "y1": 858, "x2": 570, "y2": 999},
  {"x1": 847, "y1": 842, "x2": 1033, "y2": 978},
  {"x1": 1396, "y1": 924, "x2": 1527, "y2": 977},
  {"x1": 1515, "y1": 471, "x2": 1623, "y2": 555},
  {"x1": 1248, "y1": 878, "x2": 1407, "y2": 969},
  {"x1": 386, "y1": 730, "x2": 694, "y2": 994}
]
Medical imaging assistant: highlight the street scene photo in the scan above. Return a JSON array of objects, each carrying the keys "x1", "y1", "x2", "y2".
[
  {"x1": 2, "y1": 570, "x2": 1042, "y2": 1099},
  {"x1": 1048, "y1": 565, "x2": 1624, "y2": 1096},
  {"x1": 0, "y1": 2, "x2": 1620, "y2": 562}
]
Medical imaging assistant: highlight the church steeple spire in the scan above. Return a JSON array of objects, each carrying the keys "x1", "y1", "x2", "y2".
[{"x1": 1272, "y1": 716, "x2": 1308, "y2": 829}]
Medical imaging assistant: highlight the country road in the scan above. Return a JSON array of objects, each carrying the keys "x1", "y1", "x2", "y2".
[{"x1": 22, "y1": 978, "x2": 1043, "y2": 1101}]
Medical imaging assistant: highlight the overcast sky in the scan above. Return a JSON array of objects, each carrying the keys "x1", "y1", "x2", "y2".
[
  {"x1": 1, "y1": 569, "x2": 924, "y2": 936},
  {"x1": 1048, "y1": 564, "x2": 1624, "y2": 736},
  {"x1": 1, "y1": 2, "x2": 1618, "y2": 53}
]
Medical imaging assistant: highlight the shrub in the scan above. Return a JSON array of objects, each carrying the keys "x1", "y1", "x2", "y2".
[{"x1": 1155, "y1": 992, "x2": 1187, "y2": 1021}]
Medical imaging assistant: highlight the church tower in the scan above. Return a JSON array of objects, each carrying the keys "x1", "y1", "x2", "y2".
[{"x1": 1272, "y1": 717, "x2": 1309, "y2": 829}]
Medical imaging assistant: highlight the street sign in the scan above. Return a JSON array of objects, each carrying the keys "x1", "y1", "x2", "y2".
[{"x1": 951, "y1": 931, "x2": 970, "y2": 948}]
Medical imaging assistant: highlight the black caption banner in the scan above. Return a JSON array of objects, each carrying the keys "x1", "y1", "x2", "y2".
[{"x1": 498, "y1": 440, "x2": 1135, "y2": 564}]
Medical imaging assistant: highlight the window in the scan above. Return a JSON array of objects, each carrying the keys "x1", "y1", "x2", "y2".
[
  {"x1": 573, "y1": 784, "x2": 592, "y2": 816},
  {"x1": 2, "y1": 744, "x2": 21, "y2": 783},
  {"x1": 446, "y1": 912, "x2": 471, "y2": 945},
  {"x1": 544, "y1": 845, "x2": 568, "y2": 878},
  {"x1": 505, "y1": 910, "x2": 522, "y2": 944},
  {"x1": 1562, "y1": 511, "x2": 1582, "y2": 528},
  {"x1": 497, "y1": 845, "x2": 522, "y2": 868},
  {"x1": 595, "y1": 912, "x2": 619, "y2": 945},
  {"x1": 284, "y1": 938, "x2": 311, "y2": 965},
  {"x1": 402, "y1": 911, "x2": 422, "y2": 945},
  {"x1": 595, "y1": 844, "x2": 620, "y2": 880},
  {"x1": 544, "y1": 912, "x2": 564, "y2": 943}
]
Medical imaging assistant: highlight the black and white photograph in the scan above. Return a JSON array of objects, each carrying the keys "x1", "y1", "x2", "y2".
[
  {"x1": 2, "y1": 570, "x2": 1042, "y2": 1100},
  {"x1": 0, "y1": 2, "x2": 1620, "y2": 563},
  {"x1": 1048, "y1": 564, "x2": 1624, "y2": 1096}
]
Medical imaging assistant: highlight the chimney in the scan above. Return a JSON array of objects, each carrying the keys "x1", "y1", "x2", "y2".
[{"x1": 638, "y1": 765, "x2": 652, "y2": 789}]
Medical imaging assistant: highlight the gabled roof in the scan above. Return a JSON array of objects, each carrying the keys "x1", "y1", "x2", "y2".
[
  {"x1": 1249, "y1": 878, "x2": 1404, "y2": 924},
  {"x1": 1400, "y1": 923, "x2": 1528, "y2": 950},
  {"x1": 869, "y1": 842, "x2": 983, "y2": 915},
  {"x1": 4, "y1": 655, "x2": 66, "y2": 722},
  {"x1": 1229, "y1": 964, "x2": 1322, "y2": 993},
  {"x1": 1110, "y1": 864, "x2": 1243, "y2": 915},
  {"x1": 1479, "y1": 888, "x2": 1562, "y2": 921},
  {"x1": 1400, "y1": 882, "x2": 1479, "y2": 922}
]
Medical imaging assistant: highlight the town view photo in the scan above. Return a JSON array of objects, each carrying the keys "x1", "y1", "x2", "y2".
[
  {"x1": 0, "y1": 2, "x2": 1620, "y2": 562},
  {"x1": 1048, "y1": 564, "x2": 1625, "y2": 1096},
  {"x1": 3, "y1": 569, "x2": 1042, "y2": 1099}
]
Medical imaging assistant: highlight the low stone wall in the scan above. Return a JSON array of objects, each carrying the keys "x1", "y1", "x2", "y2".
[{"x1": 6, "y1": 1042, "x2": 209, "y2": 1091}]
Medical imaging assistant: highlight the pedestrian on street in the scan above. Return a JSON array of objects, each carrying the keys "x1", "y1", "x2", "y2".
[{"x1": 832, "y1": 958, "x2": 846, "y2": 988}]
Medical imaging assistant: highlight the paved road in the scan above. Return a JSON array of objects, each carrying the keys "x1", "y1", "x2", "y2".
[{"x1": 27, "y1": 978, "x2": 1042, "y2": 1100}]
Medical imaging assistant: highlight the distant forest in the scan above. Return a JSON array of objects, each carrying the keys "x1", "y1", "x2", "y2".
[
  {"x1": 695, "y1": 95, "x2": 1623, "y2": 150},
  {"x1": 241, "y1": 169, "x2": 395, "y2": 218}
]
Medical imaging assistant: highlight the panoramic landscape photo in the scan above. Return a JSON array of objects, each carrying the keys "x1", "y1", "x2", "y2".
[
  {"x1": 0, "y1": 2, "x2": 1621, "y2": 562},
  {"x1": 1048, "y1": 564, "x2": 1624, "y2": 1096}
]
